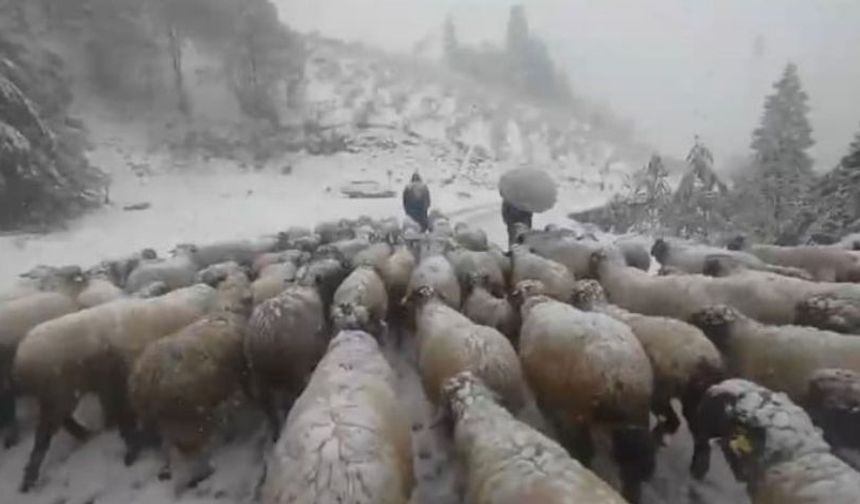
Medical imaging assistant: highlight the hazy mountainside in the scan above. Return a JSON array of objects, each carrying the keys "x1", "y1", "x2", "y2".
[{"x1": 0, "y1": 1, "x2": 104, "y2": 231}]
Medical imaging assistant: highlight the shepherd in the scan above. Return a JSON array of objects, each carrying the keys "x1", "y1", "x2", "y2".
[
  {"x1": 403, "y1": 172, "x2": 431, "y2": 232},
  {"x1": 499, "y1": 167, "x2": 557, "y2": 246}
]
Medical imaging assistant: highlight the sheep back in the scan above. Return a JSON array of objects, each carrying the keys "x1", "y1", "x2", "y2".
[
  {"x1": 262, "y1": 331, "x2": 413, "y2": 504},
  {"x1": 519, "y1": 299, "x2": 652, "y2": 425},
  {"x1": 442, "y1": 373, "x2": 627, "y2": 504},
  {"x1": 407, "y1": 255, "x2": 461, "y2": 308},
  {"x1": 245, "y1": 286, "x2": 325, "y2": 389}
]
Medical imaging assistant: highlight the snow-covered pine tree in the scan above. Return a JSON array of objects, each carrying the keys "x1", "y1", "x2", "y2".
[
  {"x1": 671, "y1": 137, "x2": 728, "y2": 240},
  {"x1": 749, "y1": 63, "x2": 814, "y2": 238},
  {"x1": 443, "y1": 15, "x2": 460, "y2": 67}
]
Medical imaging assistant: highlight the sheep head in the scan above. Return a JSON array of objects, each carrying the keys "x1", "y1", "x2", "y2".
[
  {"x1": 402, "y1": 285, "x2": 439, "y2": 308},
  {"x1": 332, "y1": 302, "x2": 370, "y2": 332},
  {"x1": 463, "y1": 272, "x2": 492, "y2": 295},
  {"x1": 441, "y1": 371, "x2": 499, "y2": 423},
  {"x1": 570, "y1": 279, "x2": 606, "y2": 310},
  {"x1": 695, "y1": 379, "x2": 829, "y2": 483},
  {"x1": 650, "y1": 238, "x2": 670, "y2": 264},
  {"x1": 509, "y1": 279, "x2": 547, "y2": 308},
  {"x1": 588, "y1": 248, "x2": 620, "y2": 279},
  {"x1": 689, "y1": 305, "x2": 740, "y2": 350},
  {"x1": 726, "y1": 235, "x2": 747, "y2": 251}
]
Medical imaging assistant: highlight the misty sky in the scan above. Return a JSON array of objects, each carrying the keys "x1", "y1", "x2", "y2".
[{"x1": 275, "y1": 0, "x2": 860, "y2": 171}]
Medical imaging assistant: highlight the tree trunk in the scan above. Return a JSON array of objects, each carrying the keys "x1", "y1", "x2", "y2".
[{"x1": 165, "y1": 21, "x2": 189, "y2": 117}]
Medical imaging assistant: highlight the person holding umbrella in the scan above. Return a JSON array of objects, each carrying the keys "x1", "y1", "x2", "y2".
[
  {"x1": 498, "y1": 167, "x2": 557, "y2": 246},
  {"x1": 403, "y1": 172, "x2": 431, "y2": 232}
]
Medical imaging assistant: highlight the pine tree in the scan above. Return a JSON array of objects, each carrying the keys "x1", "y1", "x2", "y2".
[
  {"x1": 672, "y1": 137, "x2": 728, "y2": 239},
  {"x1": 845, "y1": 126, "x2": 860, "y2": 169},
  {"x1": 750, "y1": 63, "x2": 814, "y2": 230},
  {"x1": 505, "y1": 5, "x2": 530, "y2": 60},
  {"x1": 628, "y1": 154, "x2": 671, "y2": 233}
]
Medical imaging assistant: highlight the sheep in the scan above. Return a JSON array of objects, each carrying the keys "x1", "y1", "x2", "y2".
[
  {"x1": 244, "y1": 258, "x2": 349, "y2": 438},
  {"x1": 441, "y1": 372, "x2": 627, "y2": 504},
  {"x1": 125, "y1": 247, "x2": 199, "y2": 293},
  {"x1": 405, "y1": 254, "x2": 461, "y2": 310},
  {"x1": 379, "y1": 243, "x2": 416, "y2": 320},
  {"x1": 692, "y1": 378, "x2": 860, "y2": 502},
  {"x1": 277, "y1": 227, "x2": 320, "y2": 252},
  {"x1": 462, "y1": 272, "x2": 520, "y2": 345},
  {"x1": 591, "y1": 248, "x2": 860, "y2": 326},
  {"x1": 76, "y1": 265, "x2": 126, "y2": 308},
  {"x1": 510, "y1": 244, "x2": 576, "y2": 302},
  {"x1": 804, "y1": 368, "x2": 860, "y2": 452},
  {"x1": 13, "y1": 283, "x2": 218, "y2": 492},
  {"x1": 571, "y1": 279, "x2": 725, "y2": 469},
  {"x1": 729, "y1": 236, "x2": 860, "y2": 282},
  {"x1": 1, "y1": 265, "x2": 88, "y2": 301},
  {"x1": 314, "y1": 219, "x2": 354, "y2": 244},
  {"x1": 251, "y1": 262, "x2": 298, "y2": 306},
  {"x1": 261, "y1": 330, "x2": 414, "y2": 504},
  {"x1": 0, "y1": 268, "x2": 89, "y2": 447},
  {"x1": 795, "y1": 293, "x2": 860, "y2": 335},
  {"x1": 173, "y1": 237, "x2": 278, "y2": 269},
  {"x1": 487, "y1": 243, "x2": 512, "y2": 286},
  {"x1": 128, "y1": 268, "x2": 253, "y2": 491},
  {"x1": 518, "y1": 291, "x2": 655, "y2": 502},
  {"x1": 351, "y1": 240, "x2": 393, "y2": 270},
  {"x1": 652, "y1": 238, "x2": 812, "y2": 279},
  {"x1": 331, "y1": 265, "x2": 388, "y2": 338},
  {"x1": 518, "y1": 229, "x2": 602, "y2": 279},
  {"x1": 251, "y1": 249, "x2": 307, "y2": 276},
  {"x1": 614, "y1": 235, "x2": 651, "y2": 272},
  {"x1": 453, "y1": 222, "x2": 488, "y2": 251},
  {"x1": 408, "y1": 285, "x2": 527, "y2": 416},
  {"x1": 446, "y1": 247, "x2": 506, "y2": 296},
  {"x1": 317, "y1": 237, "x2": 372, "y2": 265},
  {"x1": 689, "y1": 304, "x2": 860, "y2": 405}
]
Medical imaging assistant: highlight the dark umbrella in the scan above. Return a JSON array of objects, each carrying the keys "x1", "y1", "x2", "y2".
[{"x1": 498, "y1": 168, "x2": 558, "y2": 213}]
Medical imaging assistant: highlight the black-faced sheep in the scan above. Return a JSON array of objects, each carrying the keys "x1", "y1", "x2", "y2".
[
  {"x1": 13, "y1": 283, "x2": 218, "y2": 492},
  {"x1": 0, "y1": 268, "x2": 88, "y2": 447},
  {"x1": 518, "y1": 291, "x2": 655, "y2": 502},
  {"x1": 689, "y1": 304, "x2": 860, "y2": 405},
  {"x1": 804, "y1": 368, "x2": 860, "y2": 452},
  {"x1": 128, "y1": 268, "x2": 253, "y2": 491},
  {"x1": 693, "y1": 378, "x2": 860, "y2": 502},
  {"x1": 261, "y1": 330, "x2": 414, "y2": 504},
  {"x1": 510, "y1": 244, "x2": 576, "y2": 302},
  {"x1": 408, "y1": 286, "x2": 527, "y2": 416},
  {"x1": 729, "y1": 236, "x2": 860, "y2": 282},
  {"x1": 571, "y1": 279, "x2": 725, "y2": 472},
  {"x1": 441, "y1": 372, "x2": 627, "y2": 504},
  {"x1": 462, "y1": 272, "x2": 519, "y2": 345},
  {"x1": 331, "y1": 265, "x2": 388, "y2": 337}
]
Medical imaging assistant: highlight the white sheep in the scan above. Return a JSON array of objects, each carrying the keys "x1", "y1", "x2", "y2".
[
  {"x1": 693, "y1": 378, "x2": 860, "y2": 502},
  {"x1": 462, "y1": 272, "x2": 520, "y2": 345},
  {"x1": 652, "y1": 238, "x2": 812, "y2": 279},
  {"x1": 689, "y1": 304, "x2": 860, "y2": 404},
  {"x1": 125, "y1": 248, "x2": 199, "y2": 293},
  {"x1": 510, "y1": 244, "x2": 576, "y2": 302},
  {"x1": 406, "y1": 254, "x2": 461, "y2": 309},
  {"x1": 331, "y1": 265, "x2": 389, "y2": 337},
  {"x1": 446, "y1": 247, "x2": 506, "y2": 296},
  {"x1": 409, "y1": 286, "x2": 527, "y2": 415},
  {"x1": 804, "y1": 368, "x2": 860, "y2": 452},
  {"x1": 441, "y1": 372, "x2": 627, "y2": 504},
  {"x1": 571, "y1": 279, "x2": 725, "y2": 472},
  {"x1": 261, "y1": 330, "x2": 414, "y2": 504},
  {"x1": 518, "y1": 291, "x2": 655, "y2": 502},
  {"x1": 13, "y1": 283, "x2": 218, "y2": 492},
  {"x1": 251, "y1": 261, "x2": 298, "y2": 306},
  {"x1": 379, "y1": 243, "x2": 416, "y2": 322},
  {"x1": 128, "y1": 268, "x2": 253, "y2": 492},
  {"x1": 729, "y1": 236, "x2": 860, "y2": 283},
  {"x1": 0, "y1": 268, "x2": 88, "y2": 447}
]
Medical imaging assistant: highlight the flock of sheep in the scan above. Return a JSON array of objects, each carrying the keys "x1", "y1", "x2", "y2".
[{"x1": 2, "y1": 209, "x2": 860, "y2": 503}]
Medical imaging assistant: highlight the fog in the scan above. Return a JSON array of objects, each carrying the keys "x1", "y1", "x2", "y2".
[{"x1": 275, "y1": 0, "x2": 860, "y2": 171}]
